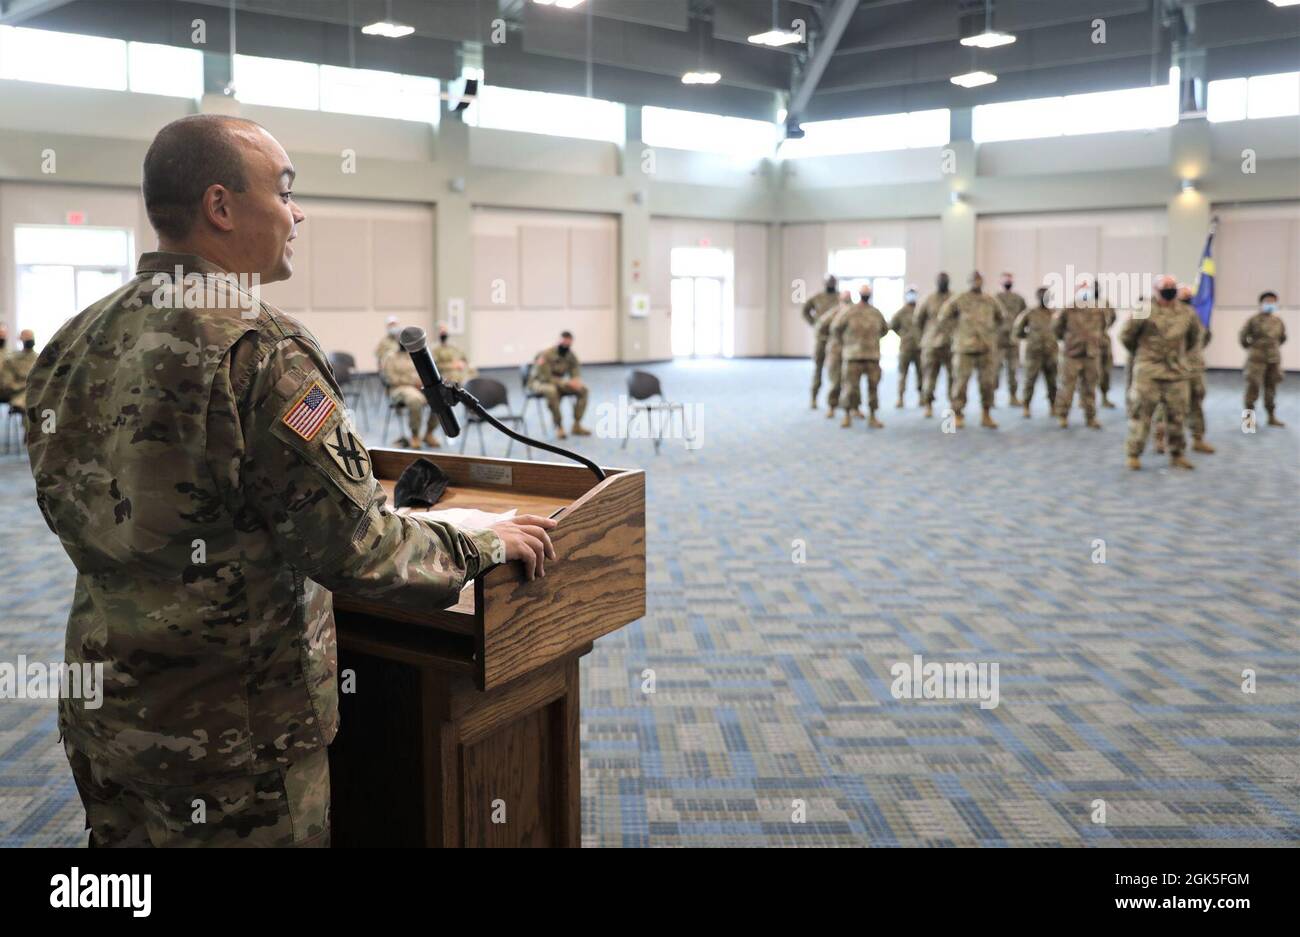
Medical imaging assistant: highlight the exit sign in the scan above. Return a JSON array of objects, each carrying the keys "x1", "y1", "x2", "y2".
[
  {"x1": 698, "y1": 237, "x2": 711, "y2": 247},
  {"x1": 857, "y1": 237, "x2": 872, "y2": 247},
  {"x1": 66, "y1": 211, "x2": 87, "y2": 225}
]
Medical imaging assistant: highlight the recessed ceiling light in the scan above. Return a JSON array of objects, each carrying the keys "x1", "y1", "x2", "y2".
[
  {"x1": 748, "y1": 29, "x2": 802, "y2": 47},
  {"x1": 534, "y1": 0, "x2": 587, "y2": 7},
  {"x1": 682, "y1": 71, "x2": 721, "y2": 85},
  {"x1": 950, "y1": 70, "x2": 998, "y2": 88},
  {"x1": 960, "y1": 29, "x2": 1016, "y2": 49},
  {"x1": 1267, "y1": 0, "x2": 1300, "y2": 8},
  {"x1": 361, "y1": 21, "x2": 414, "y2": 38}
]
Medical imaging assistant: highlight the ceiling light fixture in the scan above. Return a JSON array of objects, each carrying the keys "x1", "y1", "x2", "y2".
[
  {"x1": 533, "y1": 0, "x2": 587, "y2": 8},
  {"x1": 1266, "y1": 0, "x2": 1300, "y2": 8},
  {"x1": 961, "y1": 30, "x2": 1016, "y2": 49},
  {"x1": 363, "y1": 0, "x2": 413, "y2": 38},
  {"x1": 748, "y1": 29, "x2": 802, "y2": 47},
  {"x1": 950, "y1": 70, "x2": 997, "y2": 88},
  {"x1": 682, "y1": 71, "x2": 722, "y2": 85}
]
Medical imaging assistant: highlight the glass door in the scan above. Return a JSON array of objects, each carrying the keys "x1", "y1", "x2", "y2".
[{"x1": 670, "y1": 275, "x2": 724, "y2": 358}]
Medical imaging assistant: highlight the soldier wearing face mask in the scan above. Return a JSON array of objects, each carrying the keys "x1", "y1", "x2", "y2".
[
  {"x1": 834, "y1": 283, "x2": 891, "y2": 429},
  {"x1": 915, "y1": 272, "x2": 954, "y2": 418},
  {"x1": 1013, "y1": 287, "x2": 1059, "y2": 418},
  {"x1": 995, "y1": 272, "x2": 1026, "y2": 406},
  {"x1": 1053, "y1": 278, "x2": 1105, "y2": 430},
  {"x1": 0, "y1": 329, "x2": 38, "y2": 414},
  {"x1": 889, "y1": 285, "x2": 923, "y2": 408},
  {"x1": 1120, "y1": 274, "x2": 1200, "y2": 470},
  {"x1": 823, "y1": 291, "x2": 856, "y2": 418},
  {"x1": 1153, "y1": 284, "x2": 1209, "y2": 454},
  {"x1": 939, "y1": 271, "x2": 1004, "y2": 429},
  {"x1": 803, "y1": 275, "x2": 840, "y2": 409},
  {"x1": 1240, "y1": 290, "x2": 1287, "y2": 427},
  {"x1": 529, "y1": 330, "x2": 590, "y2": 438},
  {"x1": 432, "y1": 322, "x2": 475, "y2": 386},
  {"x1": 375, "y1": 315, "x2": 401, "y2": 368}
]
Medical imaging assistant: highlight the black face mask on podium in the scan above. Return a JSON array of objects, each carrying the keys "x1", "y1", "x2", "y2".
[{"x1": 393, "y1": 458, "x2": 450, "y2": 509}]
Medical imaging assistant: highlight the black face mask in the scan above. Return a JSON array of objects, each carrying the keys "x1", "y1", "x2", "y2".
[
  {"x1": 438, "y1": 333, "x2": 448, "y2": 344},
  {"x1": 0, "y1": 339, "x2": 5, "y2": 350},
  {"x1": 1158, "y1": 287, "x2": 1178, "y2": 301},
  {"x1": 557, "y1": 344, "x2": 570, "y2": 356},
  {"x1": 1002, "y1": 282, "x2": 1013, "y2": 290},
  {"x1": 937, "y1": 279, "x2": 949, "y2": 292},
  {"x1": 23, "y1": 340, "x2": 35, "y2": 351}
]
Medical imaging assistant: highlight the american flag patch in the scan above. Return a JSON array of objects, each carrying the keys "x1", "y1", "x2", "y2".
[{"x1": 281, "y1": 380, "x2": 336, "y2": 441}]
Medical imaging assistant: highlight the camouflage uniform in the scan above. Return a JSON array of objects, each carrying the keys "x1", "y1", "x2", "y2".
[
  {"x1": 528, "y1": 345, "x2": 588, "y2": 427},
  {"x1": 1120, "y1": 300, "x2": 1200, "y2": 459},
  {"x1": 1053, "y1": 304, "x2": 1106, "y2": 423},
  {"x1": 1239, "y1": 311, "x2": 1287, "y2": 417},
  {"x1": 941, "y1": 291, "x2": 1003, "y2": 414},
  {"x1": 823, "y1": 301, "x2": 852, "y2": 412},
  {"x1": 803, "y1": 291, "x2": 841, "y2": 404},
  {"x1": 0, "y1": 345, "x2": 37, "y2": 411},
  {"x1": 889, "y1": 302, "x2": 922, "y2": 405},
  {"x1": 26, "y1": 252, "x2": 504, "y2": 847},
  {"x1": 1097, "y1": 304, "x2": 1117, "y2": 405},
  {"x1": 995, "y1": 290, "x2": 1027, "y2": 403},
  {"x1": 1014, "y1": 304, "x2": 1058, "y2": 410},
  {"x1": 382, "y1": 349, "x2": 437, "y2": 441},
  {"x1": 1152, "y1": 303, "x2": 1204, "y2": 450},
  {"x1": 433, "y1": 340, "x2": 475, "y2": 386},
  {"x1": 833, "y1": 300, "x2": 890, "y2": 417},
  {"x1": 375, "y1": 333, "x2": 399, "y2": 368},
  {"x1": 915, "y1": 289, "x2": 953, "y2": 409}
]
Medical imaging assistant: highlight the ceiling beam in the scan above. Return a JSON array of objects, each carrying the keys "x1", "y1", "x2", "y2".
[
  {"x1": 786, "y1": 0, "x2": 859, "y2": 124},
  {"x1": 0, "y1": 0, "x2": 76, "y2": 26}
]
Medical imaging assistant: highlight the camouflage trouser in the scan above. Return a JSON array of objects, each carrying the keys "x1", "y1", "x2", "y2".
[
  {"x1": 811, "y1": 336, "x2": 828, "y2": 399},
  {"x1": 65, "y1": 742, "x2": 330, "y2": 847},
  {"x1": 1127, "y1": 375, "x2": 1189, "y2": 458},
  {"x1": 920, "y1": 347, "x2": 951, "y2": 406},
  {"x1": 1099, "y1": 342, "x2": 1113, "y2": 395},
  {"x1": 1021, "y1": 350, "x2": 1057, "y2": 407},
  {"x1": 825, "y1": 346, "x2": 845, "y2": 409},
  {"x1": 1245, "y1": 360, "x2": 1283, "y2": 412},
  {"x1": 897, "y1": 343, "x2": 922, "y2": 401},
  {"x1": 530, "y1": 380, "x2": 589, "y2": 426},
  {"x1": 1188, "y1": 372, "x2": 1206, "y2": 440},
  {"x1": 1056, "y1": 356, "x2": 1098, "y2": 420},
  {"x1": 842, "y1": 359, "x2": 882, "y2": 413},
  {"x1": 390, "y1": 385, "x2": 437, "y2": 438},
  {"x1": 950, "y1": 351, "x2": 997, "y2": 413},
  {"x1": 999, "y1": 343, "x2": 1019, "y2": 400}
]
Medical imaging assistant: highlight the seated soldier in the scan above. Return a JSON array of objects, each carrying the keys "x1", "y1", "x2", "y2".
[
  {"x1": 2, "y1": 329, "x2": 38, "y2": 414},
  {"x1": 528, "y1": 330, "x2": 589, "y2": 439},
  {"x1": 375, "y1": 315, "x2": 401, "y2": 369},
  {"x1": 0, "y1": 324, "x2": 9, "y2": 405},
  {"x1": 382, "y1": 342, "x2": 440, "y2": 449},
  {"x1": 433, "y1": 322, "x2": 476, "y2": 385}
]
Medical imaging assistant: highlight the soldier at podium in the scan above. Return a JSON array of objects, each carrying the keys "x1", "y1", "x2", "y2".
[
  {"x1": 24, "y1": 114, "x2": 557, "y2": 848},
  {"x1": 529, "y1": 330, "x2": 590, "y2": 439}
]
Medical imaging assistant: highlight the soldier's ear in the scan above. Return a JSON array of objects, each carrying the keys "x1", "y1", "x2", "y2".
[{"x1": 202, "y1": 184, "x2": 236, "y2": 233}]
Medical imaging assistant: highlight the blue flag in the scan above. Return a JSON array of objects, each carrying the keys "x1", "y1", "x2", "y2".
[{"x1": 1191, "y1": 219, "x2": 1216, "y2": 329}]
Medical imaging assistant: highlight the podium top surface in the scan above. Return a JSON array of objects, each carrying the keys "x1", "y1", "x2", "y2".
[{"x1": 334, "y1": 448, "x2": 647, "y2": 690}]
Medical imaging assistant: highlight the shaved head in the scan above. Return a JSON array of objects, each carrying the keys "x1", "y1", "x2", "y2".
[{"x1": 143, "y1": 115, "x2": 264, "y2": 241}]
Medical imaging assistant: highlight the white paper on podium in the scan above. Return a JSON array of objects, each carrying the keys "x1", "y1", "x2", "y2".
[{"x1": 410, "y1": 507, "x2": 517, "y2": 531}]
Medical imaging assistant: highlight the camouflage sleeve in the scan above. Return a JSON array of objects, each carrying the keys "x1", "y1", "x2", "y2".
[
  {"x1": 568, "y1": 354, "x2": 582, "y2": 379},
  {"x1": 802, "y1": 299, "x2": 818, "y2": 326},
  {"x1": 914, "y1": 304, "x2": 929, "y2": 334},
  {"x1": 1281, "y1": 321, "x2": 1288, "y2": 346},
  {"x1": 1012, "y1": 310, "x2": 1029, "y2": 339},
  {"x1": 1053, "y1": 311, "x2": 1068, "y2": 341},
  {"x1": 938, "y1": 297, "x2": 957, "y2": 323},
  {"x1": 1119, "y1": 315, "x2": 1142, "y2": 353},
  {"x1": 212, "y1": 333, "x2": 503, "y2": 612},
  {"x1": 1238, "y1": 319, "x2": 1253, "y2": 348},
  {"x1": 888, "y1": 310, "x2": 902, "y2": 333}
]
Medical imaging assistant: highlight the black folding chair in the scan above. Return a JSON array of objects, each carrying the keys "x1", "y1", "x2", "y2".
[
  {"x1": 461, "y1": 377, "x2": 532, "y2": 459},
  {"x1": 624, "y1": 370, "x2": 687, "y2": 455},
  {"x1": 328, "y1": 352, "x2": 369, "y2": 430}
]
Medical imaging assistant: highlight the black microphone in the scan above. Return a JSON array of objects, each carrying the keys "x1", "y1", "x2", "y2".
[{"x1": 400, "y1": 326, "x2": 461, "y2": 438}]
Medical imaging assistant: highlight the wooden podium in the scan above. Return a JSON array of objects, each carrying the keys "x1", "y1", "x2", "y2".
[{"x1": 328, "y1": 448, "x2": 645, "y2": 847}]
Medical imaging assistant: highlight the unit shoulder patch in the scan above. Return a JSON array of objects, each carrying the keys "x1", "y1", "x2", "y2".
[{"x1": 324, "y1": 424, "x2": 371, "y2": 481}]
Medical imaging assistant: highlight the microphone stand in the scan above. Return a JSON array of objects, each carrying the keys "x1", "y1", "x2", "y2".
[{"x1": 422, "y1": 378, "x2": 606, "y2": 482}]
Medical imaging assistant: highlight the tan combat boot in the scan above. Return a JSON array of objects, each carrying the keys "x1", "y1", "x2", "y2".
[
  {"x1": 1126, "y1": 456, "x2": 1141, "y2": 470},
  {"x1": 1170, "y1": 453, "x2": 1194, "y2": 470},
  {"x1": 1086, "y1": 417, "x2": 1101, "y2": 430},
  {"x1": 422, "y1": 431, "x2": 440, "y2": 448},
  {"x1": 1057, "y1": 416, "x2": 1068, "y2": 429},
  {"x1": 1101, "y1": 395, "x2": 1116, "y2": 409},
  {"x1": 555, "y1": 426, "x2": 567, "y2": 439},
  {"x1": 1009, "y1": 395, "x2": 1021, "y2": 407},
  {"x1": 811, "y1": 395, "x2": 818, "y2": 410},
  {"x1": 896, "y1": 397, "x2": 904, "y2": 409},
  {"x1": 826, "y1": 406, "x2": 836, "y2": 419},
  {"x1": 954, "y1": 411, "x2": 966, "y2": 429},
  {"x1": 1268, "y1": 410, "x2": 1286, "y2": 427},
  {"x1": 868, "y1": 413, "x2": 883, "y2": 429},
  {"x1": 981, "y1": 410, "x2": 998, "y2": 429},
  {"x1": 923, "y1": 404, "x2": 933, "y2": 418},
  {"x1": 572, "y1": 424, "x2": 591, "y2": 436},
  {"x1": 1192, "y1": 437, "x2": 1215, "y2": 453},
  {"x1": 1023, "y1": 404, "x2": 1031, "y2": 419},
  {"x1": 841, "y1": 411, "x2": 852, "y2": 428}
]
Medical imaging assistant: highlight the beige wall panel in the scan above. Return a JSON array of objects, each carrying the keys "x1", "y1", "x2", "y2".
[
  {"x1": 519, "y1": 225, "x2": 569, "y2": 309},
  {"x1": 472, "y1": 234, "x2": 519, "y2": 309},
  {"x1": 371, "y1": 218, "x2": 431, "y2": 311},
  {"x1": 568, "y1": 226, "x2": 616, "y2": 309},
  {"x1": 781, "y1": 222, "x2": 826, "y2": 355},
  {"x1": 1036, "y1": 226, "x2": 1100, "y2": 293},
  {"x1": 733, "y1": 222, "x2": 767, "y2": 308},
  {"x1": 310, "y1": 216, "x2": 371, "y2": 310}
]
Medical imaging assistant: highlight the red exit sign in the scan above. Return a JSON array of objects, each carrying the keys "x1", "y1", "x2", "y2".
[
  {"x1": 66, "y1": 211, "x2": 87, "y2": 225},
  {"x1": 857, "y1": 237, "x2": 872, "y2": 247},
  {"x1": 698, "y1": 237, "x2": 711, "y2": 247}
]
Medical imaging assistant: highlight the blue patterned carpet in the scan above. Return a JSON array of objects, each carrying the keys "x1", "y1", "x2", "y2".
[{"x1": 2, "y1": 359, "x2": 1297, "y2": 847}]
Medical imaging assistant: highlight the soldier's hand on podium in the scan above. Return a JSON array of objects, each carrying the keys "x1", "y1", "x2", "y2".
[{"x1": 492, "y1": 515, "x2": 559, "y2": 580}]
